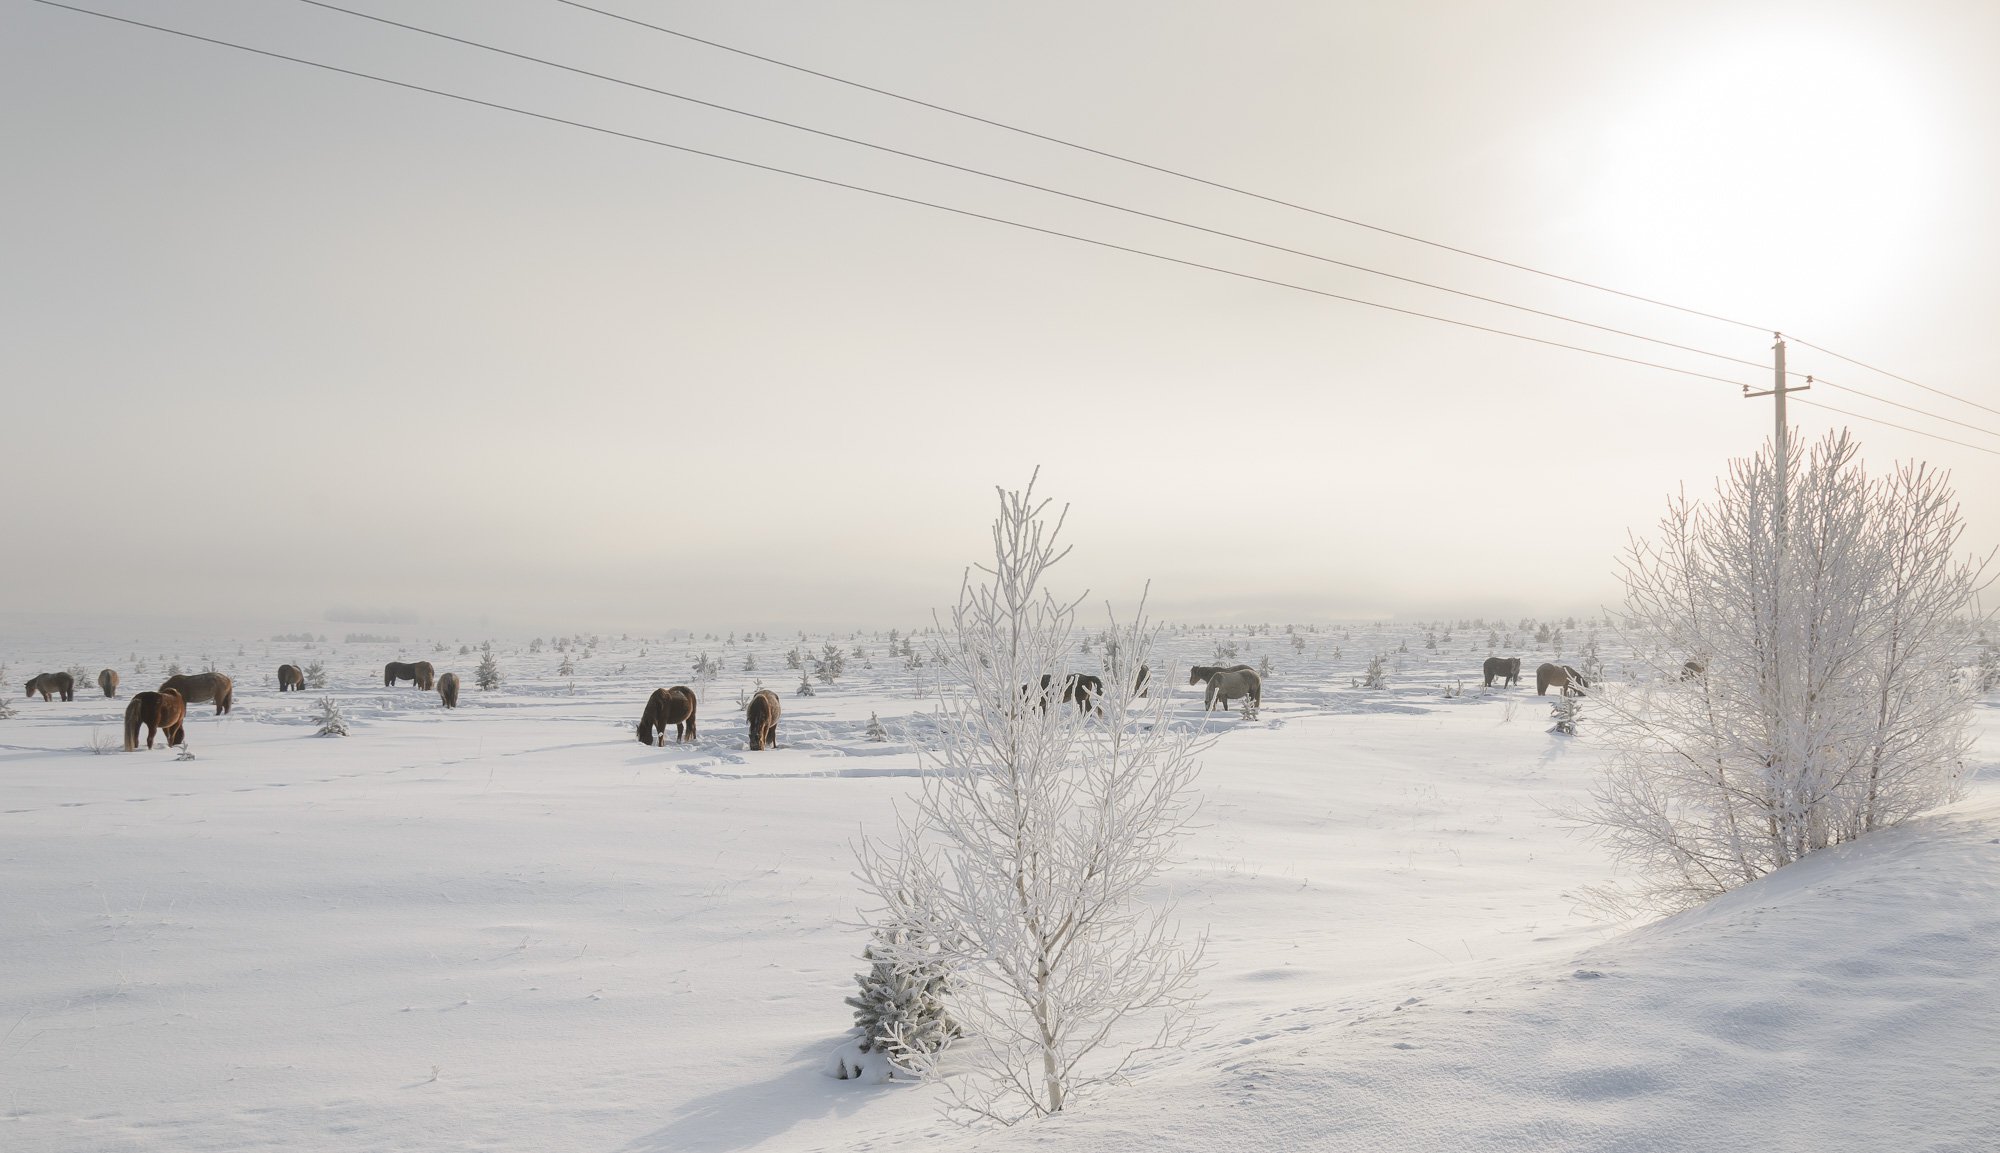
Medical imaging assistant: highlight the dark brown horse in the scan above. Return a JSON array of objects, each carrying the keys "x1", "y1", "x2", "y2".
[
  {"x1": 277, "y1": 664, "x2": 305, "y2": 692},
  {"x1": 746, "y1": 689, "x2": 781, "y2": 751},
  {"x1": 123, "y1": 688, "x2": 187, "y2": 750},
  {"x1": 1536, "y1": 663, "x2": 1589, "y2": 696},
  {"x1": 1038, "y1": 672, "x2": 1104, "y2": 713},
  {"x1": 97, "y1": 668, "x2": 120, "y2": 698},
  {"x1": 1680, "y1": 660, "x2": 1705, "y2": 682},
  {"x1": 1481, "y1": 656, "x2": 1522, "y2": 687},
  {"x1": 637, "y1": 685, "x2": 698, "y2": 745},
  {"x1": 24, "y1": 672, "x2": 75, "y2": 702},
  {"x1": 384, "y1": 661, "x2": 436, "y2": 691},
  {"x1": 160, "y1": 671, "x2": 234, "y2": 715},
  {"x1": 437, "y1": 672, "x2": 460, "y2": 708}
]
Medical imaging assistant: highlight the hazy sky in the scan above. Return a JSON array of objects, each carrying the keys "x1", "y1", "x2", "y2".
[{"x1": 5, "y1": 0, "x2": 1997, "y2": 635}]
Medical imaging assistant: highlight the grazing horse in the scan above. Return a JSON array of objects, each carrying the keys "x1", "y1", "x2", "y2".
[
  {"x1": 277, "y1": 664, "x2": 305, "y2": 692},
  {"x1": 746, "y1": 689, "x2": 781, "y2": 751},
  {"x1": 97, "y1": 668, "x2": 120, "y2": 698},
  {"x1": 637, "y1": 685, "x2": 698, "y2": 745},
  {"x1": 1188, "y1": 664, "x2": 1254, "y2": 687},
  {"x1": 123, "y1": 688, "x2": 187, "y2": 750},
  {"x1": 384, "y1": 661, "x2": 436, "y2": 691},
  {"x1": 24, "y1": 672, "x2": 75, "y2": 702},
  {"x1": 1536, "y1": 663, "x2": 1589, "y2": 697},
  {"x1": 1481, "y1": 656, "x2": 1522, "y2": 687},
  {"x1": 1037, "y1": 672, "x2": 1104, "y2": 713},
  {"x1": 437, "y1": 672, "x2": 460, "y2": 709},
  {"x1": 1680, "y1": 660, "x2": 1706, "y2": 682},
  {"x1": 1203, "y1": 668, "x2": 1262, "y2": 711},
  {"x1": 160, "y1": 671, "x2": 234, "y2": 715}
]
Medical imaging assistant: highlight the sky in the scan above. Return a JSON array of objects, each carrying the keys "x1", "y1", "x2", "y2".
[{"x1": 4, "y1": 0, "x2": 1997, "y2": 635}]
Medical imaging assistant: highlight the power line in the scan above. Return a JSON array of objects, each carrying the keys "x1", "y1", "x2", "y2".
[
  {"x1": 1786, "y1": 334, "x2": 2000, "y2": 420},
  {"x1": 554, "y1": 0, "x2": 2000, "y2": 435},
  {"x1": 284, "y1": 0, "x2": 1772, "y2": 376},
  {"x1": 549, "y1": 0, "x2": 1780, "y2": 338},
  {"x1": 24, "y1": 0, "x2": 1762, "y2": 392},
  {"x1": 1808, "y1": 376, "x2": 2000, "y2": 441},
  {"x1": 1793, "y1": 397, "x2": 2000, "y2": 458}
]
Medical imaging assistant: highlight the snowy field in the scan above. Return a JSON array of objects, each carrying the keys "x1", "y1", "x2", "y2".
[{"x1": 3, "y1": 622, "x2": 1996, "y2": 1152}]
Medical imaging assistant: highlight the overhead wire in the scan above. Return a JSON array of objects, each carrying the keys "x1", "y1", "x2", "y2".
[
  {"x1": 22, "y1": 0, "x2": 1764, "y2": 392},
  {"x1": 1792, "y1": 398, "x2": 2000, "y2": 458},
  {"x1": 1785, "y1": 334, "x2": 2000, "y2": 420},
  {"x1": 282, "y1": 0, "x2": 1772, "y2": 376},
  {"x1": 549, "y1": 0, "x2": 1782, "y2": 337},
  {"x1": 1805, "y1": 376, "x2": 2000, "y2": 441}
]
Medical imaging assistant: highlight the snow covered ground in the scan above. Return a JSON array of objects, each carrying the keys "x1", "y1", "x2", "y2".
[{"x1": 3, "y1": 622, "x2": 1995, "y2": 1151}]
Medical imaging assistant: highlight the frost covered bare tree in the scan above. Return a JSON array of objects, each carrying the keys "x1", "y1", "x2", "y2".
[
  {"x1": 858, "y1": 477, "x2": 1204, "y2": 1123},
  {"x1": 1592, "y1": 430, "x2": 1989, "y2": 912}
]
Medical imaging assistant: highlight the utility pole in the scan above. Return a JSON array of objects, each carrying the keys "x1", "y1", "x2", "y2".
[{"x1": 1743, "y1": 332, "x2": 1811, "y2": 533}]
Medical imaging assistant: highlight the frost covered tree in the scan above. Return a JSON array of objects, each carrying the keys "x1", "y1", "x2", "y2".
[
  {"x1": 1590, "y1": 431, "x2": 1989, "y2": 911},
  {"x1": 476, "y1": 651, "x2": 501, "y2": 691},
  {"x1": 857, "y1": 477, "x2": 1204, "y2": 1123},
  {"x1": 816, "y1": 642, "x2": 846, "y2": 684}
]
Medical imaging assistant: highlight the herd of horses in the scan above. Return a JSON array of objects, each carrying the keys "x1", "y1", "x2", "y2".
[
  {"x1": 1479, "y1": 656, "x2": 1593, "y2": 696},
  {"x1": 23, "y1": 648, "x2": 1627, "y2": 757}
]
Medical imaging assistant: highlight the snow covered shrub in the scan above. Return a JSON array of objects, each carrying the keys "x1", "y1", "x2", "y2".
[
  {"x1": 314, "y1": 696, "x2": 348, "y2": 737},
  {"x1": 857, "y1": 477, "x2": 1204, "y2": 1123},
  {"x1": 1978, "y1": 643, "x2": 2000, "y2": 694},
  {"x1": 558, "y1": 655, "x2": 575, "y2": 677},
  {"x1": 741, "y1": 652, "x2": 757, "y2": 673},
  {"x1": 1361, "y1": 653, "x2": 1387, "y2": 690},
  {"x1": 165, "y1": 662, "x2": 184, "y2": 677},
  {"x1": 865, "y1": 712, "x2": 889, "y2": 742},
  {"x1": 1548, "y1": 690, "x2": 1580, "y2": 736},
  {"x1": 1591, "y1": 431, "x2": 1988, "y2": 912},
  {"x1": 815, "y1": 642, "x2": 845, "y2": 684},
  {"x1": 785, "y1": 646, "x2": 803, "y2": 670},
  {"x1": 1257, "y1": 654, "x2": 1274, "y2": 679},
  {"x1": 829, "y1": 922, "x2": 960, "y2": 1083},
  {"x1": 304, "y1": 661, "x2": 327, "y2": 689},
  {"x1": 475, "y1": 652, "x2": 501, "y2": 691}
]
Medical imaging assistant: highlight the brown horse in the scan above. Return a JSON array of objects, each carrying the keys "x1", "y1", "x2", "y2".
[
  {"x1": 384, "y1": 661, "x2": 436, "y2": 691},
  {"x1": 1482, "y1": 656, "x2": 1522, "y2": 687},
  {"x1": 123, "y1": 688, "x2": 187, "y2": 750},
  {"x1": 437, "y1": 672, "x2": 460, "y2": 709},
  {"x1": 1202, "y1": 667, "x2": 1262, "y2": 711},
  {"x1": 1680, "y1": 660, "x2": 1706, "y2": 682},
  {"x1": 97, "y1": 668, "x2": 120, "y2": 698},
  {"x1": 1536, "y1": 663, "x2": 1589, "y2": 696},
  {"x1": 160, "y1": 671, "x2": 234, "y2": 715},
  {"x1": 24, "y1": 672, "x2": 75, "y2": 702},
  {"x1": 277, "y1": 663, "x2": 305, "y2": 692},
  {"x1": 637, "y1": 685, "x2": 698, "y2": 745},
  {"x1": 746, "y1": 689, "x2": 781, "y2": 751}
]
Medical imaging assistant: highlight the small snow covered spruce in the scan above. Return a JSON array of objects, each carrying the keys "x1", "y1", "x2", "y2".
[
  {"x1": 314, "y1": 696, "x2": 349, "y2": 737},
  {"x1": 829, "y1": 925, "x2": 959, "y2": 1083},
  {"x1": 476, "y1": 651, "x2": 501, "y2": 691},
  {"x1": 865, "y1": 712, "x2": 888, "y2": 742}
]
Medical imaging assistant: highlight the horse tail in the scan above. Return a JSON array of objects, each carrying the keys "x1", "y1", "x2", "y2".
[
  {"x1": 123, "y1": 696, "x2": 143, "y2": 751},
  {"x1": 218, "y1": 677, "x2": 233, "y2": 715}
]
